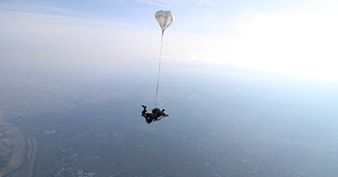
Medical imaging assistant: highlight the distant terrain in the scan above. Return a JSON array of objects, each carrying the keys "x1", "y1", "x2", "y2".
[{"x1": 1, "y1": 67, "x2": 338, "y2": 177}]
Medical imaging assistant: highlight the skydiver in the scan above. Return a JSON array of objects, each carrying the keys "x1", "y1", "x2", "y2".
[{"x1": 141, "y1": 105, "x2": 168, "y2": 124}]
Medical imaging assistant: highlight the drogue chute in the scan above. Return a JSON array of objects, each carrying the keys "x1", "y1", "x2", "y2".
[
  {"x1": 154, "y1": 10, "x2": 174, "y2": 105},
  {"x1": 155, "y1": 10, "x2": 174, "y2": 34}
]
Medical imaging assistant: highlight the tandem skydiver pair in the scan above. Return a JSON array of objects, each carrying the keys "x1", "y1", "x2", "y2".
[{"x1": 140, "y1": 105, "x2": 168, "y2": 124}]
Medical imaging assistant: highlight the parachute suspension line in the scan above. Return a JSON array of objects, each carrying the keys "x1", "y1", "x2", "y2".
[{"x1": 155, "y1": 30, "x2": 164, "y2": 106}]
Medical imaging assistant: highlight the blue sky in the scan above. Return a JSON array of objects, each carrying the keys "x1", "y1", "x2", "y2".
[
  {"x1": 0, "y1": 0, "x2": 318, "y2": 34},
  {"x1": 1, "y1": 0, "x2": 338, "y2": 81}
]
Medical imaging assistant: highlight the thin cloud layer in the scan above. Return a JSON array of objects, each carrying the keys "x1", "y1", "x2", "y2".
[{"x1": 1, "y1": 1, "x2": 338, "y2": 81}]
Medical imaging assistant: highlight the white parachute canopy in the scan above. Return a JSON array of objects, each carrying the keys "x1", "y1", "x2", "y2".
[
  {"x1": 154, "y1": 10, "x2": 174, "y2": 106},
  {"x1": 155, "y1": 10, "x2": 174, "y2": 33}
]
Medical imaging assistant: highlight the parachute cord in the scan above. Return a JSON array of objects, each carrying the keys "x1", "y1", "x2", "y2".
[{"x1": 155, "y1": 30, "x2": 164, "y2": 106}]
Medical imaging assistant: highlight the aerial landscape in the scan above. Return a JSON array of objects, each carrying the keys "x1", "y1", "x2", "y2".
[{"x1": 1, "y1": 0, "x2": 338, "y2": 177}]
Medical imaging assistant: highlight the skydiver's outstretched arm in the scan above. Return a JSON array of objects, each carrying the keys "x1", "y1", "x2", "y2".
[{"x1": 161, "y1": 109, "x2": 168, "y2": 117}]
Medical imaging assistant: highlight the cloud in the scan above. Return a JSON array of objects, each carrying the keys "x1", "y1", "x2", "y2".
[
  {"x1": 0, "y1": 1, "x2": 74, "y2": 16},
  {"x1": 197, "y1": 0, "x2": 216, "y2": 6},
  {"x1": 132, "y1": 0, "x2": 170, "y2": 8},
  {"x1": 1, "y1": 1, "x2": 338, "y2": 81},
  {"x1": 0, "y1": 8, "x2": 161, "y2": 73},
  {"x1": 211, "y1": 3, "x2": 338, "y2": 81},
  {"x1": 153, "y1": 1, "x2": 338, "y2": 81},
  {"x1": 132, "y1": 0, "x2": 214, "y2": 8}
]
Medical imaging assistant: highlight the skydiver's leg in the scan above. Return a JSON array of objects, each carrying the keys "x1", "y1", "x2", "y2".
[
  {"x1": 141, "y1": 105, "x2": 147, "y2": 115},
  {"x1": 145, "y1": 118, "x2": 152, "y2": 124},
  {"x1": 145, "y1": 113, "x2": 153, "y2": 124}
]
